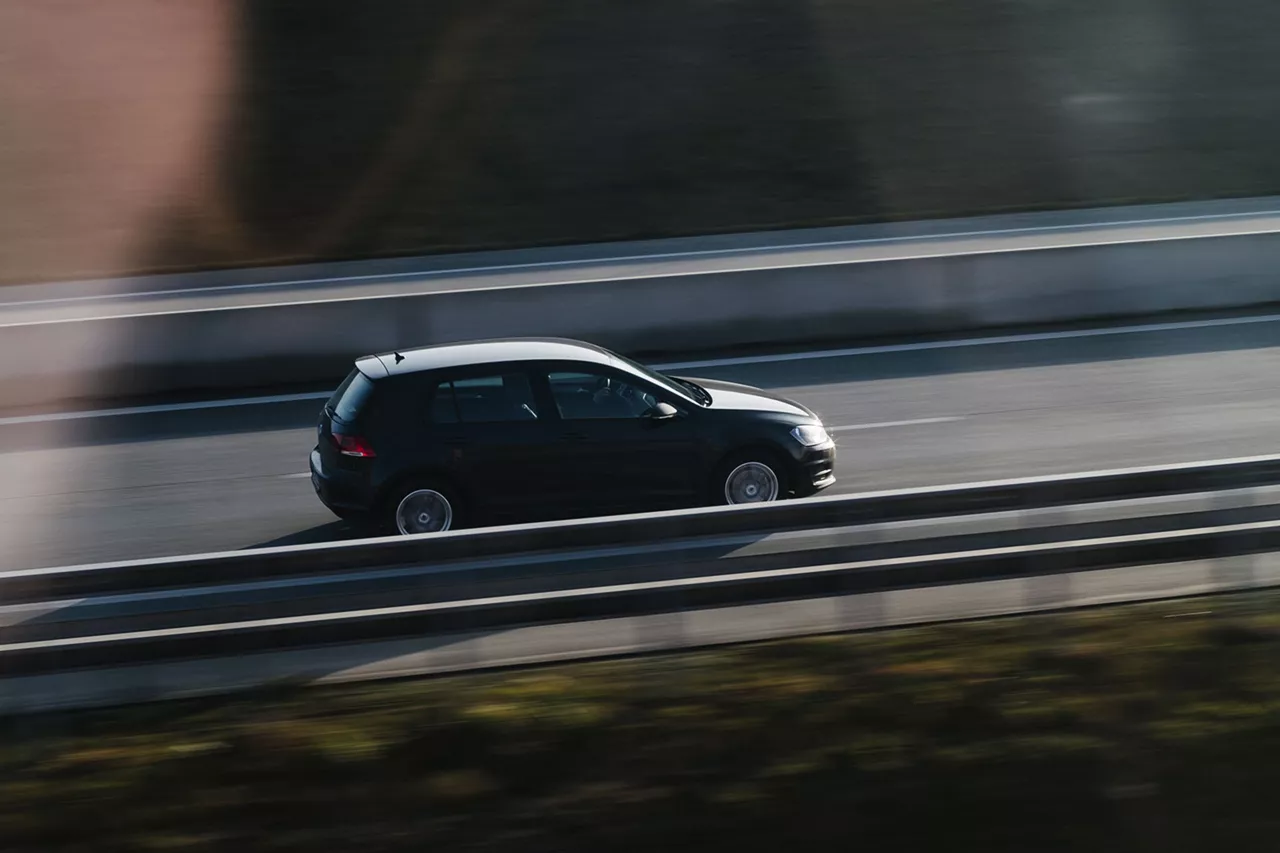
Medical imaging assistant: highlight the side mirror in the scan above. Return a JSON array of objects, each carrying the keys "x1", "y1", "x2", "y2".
[{"x1": 644, "y1": 402, "x2": 680, "y2": 421}]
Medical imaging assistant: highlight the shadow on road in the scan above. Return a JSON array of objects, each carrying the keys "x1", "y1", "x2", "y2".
[{"x1": 249, "y1": 520, "x2": 365, "y2": 550}]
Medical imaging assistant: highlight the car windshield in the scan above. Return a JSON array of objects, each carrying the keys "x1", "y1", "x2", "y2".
[{"x1": 610, "y1": 353, "x2": 706, "y2": 406}]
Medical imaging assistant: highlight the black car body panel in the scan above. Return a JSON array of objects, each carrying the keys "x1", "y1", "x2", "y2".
[
  {"x1": 310, "y1": 338, "x2": 835, "y2": 528},
  {"x1": 676, "y1": 376, "x2": 818, "y2": 419}
]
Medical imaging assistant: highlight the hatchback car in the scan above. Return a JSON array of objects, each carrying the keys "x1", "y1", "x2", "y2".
[{"x1": 309, "y1": 338, "x2": 835, "y2": 534}]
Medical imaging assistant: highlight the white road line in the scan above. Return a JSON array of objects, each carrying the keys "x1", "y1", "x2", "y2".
[
  {"x1": 1, "y1": 311, "x2": 1277, "y2": 426},
  {"x1": 830, "y1": 417, "x2": 964, "y2": 431},
  {"x1": 654, "y1": 311, "x2": 1280, "y2": 370},
  {"x1": 0, "y1": 392, "x2": 331, "y2": 426},
  {"x1": 6, "y1": 206, "x2": 1278, "y2": 310},
  {"x1": 281, "y1": 473, "x2": 314, "y2": 479}
]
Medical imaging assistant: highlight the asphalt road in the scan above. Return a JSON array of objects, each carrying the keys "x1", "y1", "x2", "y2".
[{"x1": 3, "y1": 314, "x2": 1280, "y2": 570}]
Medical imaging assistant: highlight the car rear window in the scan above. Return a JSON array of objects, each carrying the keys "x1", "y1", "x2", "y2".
[{"x1": 328, "y1": 369, "x2": 377, "y2": 423}]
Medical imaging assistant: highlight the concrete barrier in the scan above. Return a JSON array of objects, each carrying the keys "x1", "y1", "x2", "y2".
[{"x1": 5, "y1": 198, "x2": 1280, "y2": 408}]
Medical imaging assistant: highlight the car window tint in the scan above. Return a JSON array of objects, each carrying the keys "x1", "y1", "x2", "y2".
[
  {"x1": 329, "y1": 370, "x2": 376, "y2": 423},
  {"x1": 430, "y1": 373, "x2": 538, "y2": 423},
  {"x1": 547, "y1": 371, "x2": 655, "y2": 420},
  {"x1": 430, "y1": 381, "x2": 459, "y2": 424}
]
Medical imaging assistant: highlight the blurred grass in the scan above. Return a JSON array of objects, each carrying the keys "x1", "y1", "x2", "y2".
[{"x1": 7, "y1": 593, "x2": 1280, "y2": 850}]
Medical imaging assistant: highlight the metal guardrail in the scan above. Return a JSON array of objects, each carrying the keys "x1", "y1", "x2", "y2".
[
  {"x1": 3, "y1": 514, "x2": 1280, "y2": 677},
  {"x1": 5, "y1": 453, "x2": 1280, "y2": 604},
  {"x1": 4, "y1": 455, "x2": 1280, "y2": 680}
]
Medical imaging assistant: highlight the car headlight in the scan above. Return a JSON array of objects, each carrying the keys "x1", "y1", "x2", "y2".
[{"x1": 790, "y1": 424, "x2": 831, "y2": 447}]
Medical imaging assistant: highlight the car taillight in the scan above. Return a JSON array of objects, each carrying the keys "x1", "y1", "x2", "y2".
[{"x1": 330, "y1": 432, "x2": 377, "y2": 457}]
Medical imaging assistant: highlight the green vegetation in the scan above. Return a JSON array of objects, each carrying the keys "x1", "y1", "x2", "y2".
[{"x1": 7, "y1": 593, "x2": 1280, "y2": 851}]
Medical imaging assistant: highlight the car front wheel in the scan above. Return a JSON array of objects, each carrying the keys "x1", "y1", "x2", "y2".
[{"x1": 716, "y1": 452, "x2": 788, "y2": 505}]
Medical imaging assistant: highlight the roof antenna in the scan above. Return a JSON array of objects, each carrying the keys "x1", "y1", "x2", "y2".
[{"x1": 394, "y1": 352, "x2": 405, "y2": 364}]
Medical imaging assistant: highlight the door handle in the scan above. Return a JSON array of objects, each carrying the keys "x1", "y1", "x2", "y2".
[
  {"x1": 561, "y1": 432, "x2": 588, "y2": 443},
  {"x1": 443, "y1": 437, "x2": 470, "y2": 447}
]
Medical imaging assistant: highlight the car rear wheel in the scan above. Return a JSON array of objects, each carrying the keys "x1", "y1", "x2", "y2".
[
  {"x1": 389, "y1": 482, "x2": 461, "y2": 535},
  {"x1": 716, "y1": 452, "x2": 788, "y2": 505}
]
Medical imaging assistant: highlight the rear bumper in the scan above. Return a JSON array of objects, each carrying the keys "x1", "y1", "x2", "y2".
[{"x1": 309, "y1": 448, "x2": 374, "y2": 513}]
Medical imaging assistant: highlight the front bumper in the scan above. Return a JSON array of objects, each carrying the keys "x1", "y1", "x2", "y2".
[{"x1": 793, "y1": 441, "x2": 836, "y2": 496}]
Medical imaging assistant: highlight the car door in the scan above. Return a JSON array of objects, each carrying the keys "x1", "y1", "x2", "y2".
[
  {"x1": 537, "y1": 365, "x2": 701, "y2": 516},
  {"x1": 423, "y1": 366, "x2": 567, "y2": 524}
]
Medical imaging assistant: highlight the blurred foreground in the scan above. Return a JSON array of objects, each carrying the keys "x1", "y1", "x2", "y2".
[{"x1": 5, "y1": 592, "x2": 1280, "y2": 851}]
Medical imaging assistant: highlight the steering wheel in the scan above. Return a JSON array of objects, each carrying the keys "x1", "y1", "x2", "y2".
[
  {"x1": 616, "y1": 383, "x2": 647, "y2": 413},
  {"x1": 591, "y1": 376, "x2": 615, "y2": 401}
]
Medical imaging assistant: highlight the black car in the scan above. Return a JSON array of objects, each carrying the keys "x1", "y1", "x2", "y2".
[{"x1": 310, "y1": 338, "x2": 835, "y2": 534}]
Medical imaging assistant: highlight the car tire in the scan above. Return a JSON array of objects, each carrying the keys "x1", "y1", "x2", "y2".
[
  {"x1": 385, "y1": 480, "x2": 464, "y2": 535},
  {"x1": 715, "y1": 450, "x2": 789, "y2": 506}
]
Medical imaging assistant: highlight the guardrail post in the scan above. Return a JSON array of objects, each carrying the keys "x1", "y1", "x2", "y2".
[
  {"x1": 1211, "y1": 484, "x2": 1260, "y2": 619},
  {"x1": 634, "y1": 569, "x2": 684, "y2": 656},
  {"x1": 1020, "y1": 482, "x2": 1076, "y2": 670},
  {"x1": 838, "y1": 519, "x2": 886, "y2": 633},
  {"x1": 1022, "y1": 483, "x2": 1073, "y2": 616}
]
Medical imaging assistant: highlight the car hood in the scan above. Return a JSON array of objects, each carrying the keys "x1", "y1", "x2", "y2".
[{"x1": 673, "y1": 376, "x2": 817, "y2": 419}]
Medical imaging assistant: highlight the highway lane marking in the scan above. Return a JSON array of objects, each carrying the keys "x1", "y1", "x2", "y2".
[
  {"x1": 6, "y1": 204, "x2": 1280, "y2": 310},
  {"x1": 657, "y1": 312, "x2": 1280, "y2": 370},
  {"x1": 829, "y1": 417, "x2": 964, "y2": 431},
  {"x1": 1, "y1": 310, "x2": 1277, "y2": 425},
  {"x1": 0, "y1": 392, "x2": 332, "y2": 426}
]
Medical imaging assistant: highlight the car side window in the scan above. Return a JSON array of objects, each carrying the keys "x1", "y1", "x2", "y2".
[
  {"x1": 428, "y1": 373, "x2": 539, "y2": 424},
  {"x1": 547, "y1": 371, "x2": 657, "y2": 420}
]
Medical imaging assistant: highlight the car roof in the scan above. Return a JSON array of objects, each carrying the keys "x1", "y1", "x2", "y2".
[{"x1": 356, "y1": 337, "x2": 618, "y2": 378}]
